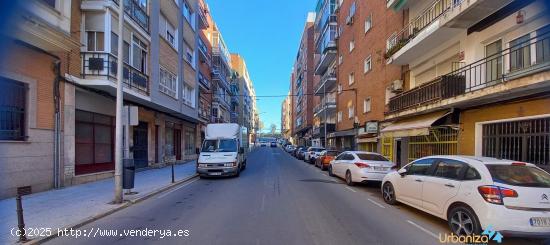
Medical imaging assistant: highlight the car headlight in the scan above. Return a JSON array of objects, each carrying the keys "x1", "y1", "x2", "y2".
[
  {"x1": 223, "y1": 162, "x2": 237, "y2": 167},
  {"x1": 198, "y1": 164, "x2": 207, "y2": 168}
]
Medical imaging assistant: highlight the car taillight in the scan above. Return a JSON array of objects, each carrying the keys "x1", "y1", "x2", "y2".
[
  {"x1": 478, "y1": 185, "x2": 518, "y2": 205},
  {"x1": 354, "y1": 162, "x2": 370, "y2": 168}
]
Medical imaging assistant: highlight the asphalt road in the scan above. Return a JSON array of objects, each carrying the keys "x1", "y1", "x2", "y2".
[{"x1": 48, "y1": 147, "x2": 548, "y2": 245}]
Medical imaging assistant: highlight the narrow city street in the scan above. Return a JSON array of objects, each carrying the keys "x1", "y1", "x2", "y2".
[{"x1": 48, "y1": 147, "x2": 546, "y2": 245}]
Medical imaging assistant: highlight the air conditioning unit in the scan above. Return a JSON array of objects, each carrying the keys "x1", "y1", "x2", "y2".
[
  {"x1": 346, "y1": 15, "x2": 354, "y2": 25},
  {"x1": 390, "y1": 80, "x2": 403, "y2": 92}
]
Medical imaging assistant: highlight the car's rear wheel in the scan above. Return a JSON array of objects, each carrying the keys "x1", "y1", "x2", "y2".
[
  {"x1": 328, "y1": 165, "x2": 334, "y2": 177},
  {"x1": 382, "y1": 182, "x2": 397, "y2": 205},
  {"x1": 448, "y1": 205, "x2": 481, "y2": 236},
  {"x1": 345, "y1": 171, "x2": 354, "y2": 186}
]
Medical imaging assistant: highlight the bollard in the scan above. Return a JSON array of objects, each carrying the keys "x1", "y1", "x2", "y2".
[
  {"x1": 16, "y1": 195, "x2": 27, "y2": 242},
  {"x1": 171, "y1": 163, "x2": 175, "y2": 183}
]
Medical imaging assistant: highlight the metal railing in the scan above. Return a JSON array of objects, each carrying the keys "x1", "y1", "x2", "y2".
[
  {"x1": 314, "y1": 96, "x2": 336, "y2": 114},
  {"x1": 388, "y1": 32, "x2": 550, "y2": 113},
  {"x1": 385, "y1": 0, "x2": 462, "y2": 58},
  {"x1": 314, "y1": 72, "x2": 337, "y2": 93},
  {"x1": 0, "y1": 78, "x2": 27, "y2": 141},
  {"x1": 317, "y1": 24, "x2": 338, "y2": 55},
  {"x1": 81, "y1": 52, "x2": 149, "y2": 95}
]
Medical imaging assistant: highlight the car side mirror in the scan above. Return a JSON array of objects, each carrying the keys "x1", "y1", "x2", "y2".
[
  {"x1": 397, "y1": 168, "x2": 407, "y2": 176},
  {"x1": 239, "y1": 147, "x2": 244, "y2": 154},
  {"x1": 195, "y1": 148, "x2": 200, "y2": 154}
]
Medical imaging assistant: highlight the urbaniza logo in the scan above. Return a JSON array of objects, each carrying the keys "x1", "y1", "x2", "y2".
[{"x1": 439, "y1": 226, "x2": 503, "y2": 244}]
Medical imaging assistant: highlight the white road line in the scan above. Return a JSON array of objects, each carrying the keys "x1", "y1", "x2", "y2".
[
  {"x1": 345, "y1": 186, "x2": 357, "y2": 193},
  {"x1": 367, "y1": 198, "x2": 386, "y2": 209},
  {"x1": 321, "y1": 173, "x2": 329, "y2": 177},
  {"x1": 260, "y1": 194, "x2": 266, "y2": 212},
  {"x1": 406, "y1": 220, "x2": 439, "y2": 239},
  {"x1": 156, "y1": 179, "x2": 199, "y2": 199}
]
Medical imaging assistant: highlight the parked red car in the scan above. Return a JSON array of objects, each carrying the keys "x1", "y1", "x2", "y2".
[{"x1": 315, "y1": 150, "x2": 340, "y2": 170}]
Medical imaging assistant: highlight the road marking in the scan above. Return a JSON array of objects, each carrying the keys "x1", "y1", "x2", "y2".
[
  {"x1": 156, "y1": 179, "x2": 199, "y2": 199},
  {"x1": 321, "y1": 172, "x2": 329, "y2": 177},
  {"x1": 406, "y1": 220, "x2": 439, "y2": 239},
  {"x1": 367, "y1": 198, "x2": 386, "y2": 209},
  {"x1": 260, "y1": 194, "x2": 266, "y2": 212},
  {"x1": 345, "y1": 186, "x2": 357, "y2": 193}
]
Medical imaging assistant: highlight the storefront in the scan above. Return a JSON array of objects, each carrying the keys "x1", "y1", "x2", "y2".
[{"x1": 75, "y1": 110, "x2": 115, "y2": 175}]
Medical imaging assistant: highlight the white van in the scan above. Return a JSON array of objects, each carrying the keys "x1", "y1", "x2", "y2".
[{"x1": 196, "y1": 123, "x2": 248, "y2": 177}]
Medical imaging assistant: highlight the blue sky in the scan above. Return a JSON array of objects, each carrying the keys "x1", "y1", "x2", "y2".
[{"x1": 208, "y1": 0, "x2": 317, "y2": 132}]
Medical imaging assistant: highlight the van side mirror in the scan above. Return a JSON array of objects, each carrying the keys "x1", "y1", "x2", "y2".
[
  {"x1": 397, "y1": 168, "x2": 407, "y2": 176},
  {"x1": 239, "y1": 147, "x2": 244, "y2": 154},
  {"x1": 195, "y1": 148, "x2": 200, "y2": 154}
]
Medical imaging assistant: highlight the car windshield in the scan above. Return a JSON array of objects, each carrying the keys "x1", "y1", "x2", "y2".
[
  {"x1": 487, "y1": 165, "x2": 550, "y2": 187},
  {"x1": 309, "y1": 148, "x2": 325, "y2": 152},
  {"x1": 356, "y1": 153, "x2": 389, "y2": 161},
  {"x1": 326, "y1": 151, "x2": 340, "y2": 156},
  {"x1": 201, "y1": 139, "x2": 237, "y2": 153}
]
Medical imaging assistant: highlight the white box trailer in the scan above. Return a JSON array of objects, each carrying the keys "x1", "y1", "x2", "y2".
[{"x1": 197, "y1": 123, "x2": 248, "y2": 177}]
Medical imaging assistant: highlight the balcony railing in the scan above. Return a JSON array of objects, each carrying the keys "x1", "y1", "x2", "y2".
[
  {"x1": 314, "y1": 96, "x2": 337, "y2": 115},
  {"x1": 112, "y1": 0, "x2": 149, "y2": 33},
  {"x1": 198, "y1": 38, "x2": 212, "y2": 65},
  {"x1": 317, "y1": 24, "x2": 338, "y2": 55},
  {"x1": 388, "y1": 31, "x2": 550, "y2": 113},
  {"x1": 315, "y1": 0, "x2": 337, "y2": 34},
  {"x1": 385, "y1": 0, "x2": 461, "y2": 59},
  {"x1": 81, "y1": 52, "x2": 149, "y2": 95},
  {"x1": 314, "y1": 72, "x2": 337, "y2": 94}
]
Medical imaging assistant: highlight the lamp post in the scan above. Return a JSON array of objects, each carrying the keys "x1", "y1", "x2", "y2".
[{"x1": 113, "y1": 0, "x2": 125, "y2": 204}]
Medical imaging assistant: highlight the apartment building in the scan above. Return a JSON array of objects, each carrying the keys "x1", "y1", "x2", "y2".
[
  {"x1": 382, "y1": 0, "x2": 550, "y2": 169},
  {"x1": 207, "y1": 23, "x2": 232, "y2": 123},
  {"x1": 197, "y1": 0, "x2": 212, "y2": 142},
  {"x1": 292, "y1": 13, "x2": 318, "y2": 147},
  {"x1": 332, "y1": 0, "x2": 403, "y2": 151},
  {"x1": 281, "y1": 92, "x2": 293, "y2": 142},
  {"x1": 0, "y1": 0, "x2": 81, "y2": 198},
  {"x1": 313, "y1": 0, "x2": 338, "y2": 148},
  {"x1": 230, "y1": 54, "x2": 254, "y2": 134}
]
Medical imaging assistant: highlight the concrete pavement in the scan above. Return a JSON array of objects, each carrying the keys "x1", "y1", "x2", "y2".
[{"x1": 47, "y1": 147, "x2": 548, "y2": 245}]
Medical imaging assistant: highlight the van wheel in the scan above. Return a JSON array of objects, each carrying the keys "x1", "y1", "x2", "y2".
[{"x1": 448, "y1": 205, "x2": 481, "y2": 236}]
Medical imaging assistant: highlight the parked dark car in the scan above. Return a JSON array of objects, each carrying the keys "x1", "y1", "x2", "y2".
[
  {"x1": 296, "y1": 148, "x2": 307, "y2": 160},
  {"x1": 270, "y1": 141, "x2": 277, "y2": 147},
  {"x1": 292, "y1": 146, "x2": 304, "y2": 158}
]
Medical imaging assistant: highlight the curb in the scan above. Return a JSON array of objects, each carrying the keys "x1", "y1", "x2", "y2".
[{"x1": 26, "y1": 173, "x2": 199, "y2": 245}]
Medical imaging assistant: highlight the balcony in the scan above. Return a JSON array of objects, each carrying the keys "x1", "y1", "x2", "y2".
[
  {"x1": 314, "y1": 72, "x2": 337, "y2": 95},
  {"x1": 387, "y1": 32, "x2": 550, "y2": 117},
  {"x1": 315, "y1": 24, "x2": 338, "y2": 75},
  {"x1": 198, "y1": 38, "x2": 212, "y2": 67},
  {"x1": 198, "y1": 72, "x2": 210, "y2": 90},
  {"x1": 314, "y1": 96, "x2": 337, "y2": 116},
  {"x1": 213, "y1": 93, "x2": 230, "y2": 109},
  {"x1": 212, "y1": 68, "x2": 230, "y2": 91},
  {"x1": 315, "y1": 0, "x2": 337, "y2": 34},
  {"x1": 230, "y1": 112, "x2": 239, "y2": 124},
  {"x1": 385, "y1": 0, "x2": 512, "y2": 65},
  {"x1": 197, "y1": 6, "x2": 209, "y2": 29},
  {"x1": 81, "y1": 51, "x2": 149, "y2": 95},
  {"x1": 111, "y1": 0, "x2": 149, "y2": 33},
  {"x1": 313, "y1": 123, "x2": 336, "y2": 137}
]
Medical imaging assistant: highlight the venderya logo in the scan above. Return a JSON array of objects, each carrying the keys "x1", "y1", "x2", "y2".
[
  {"x1": 439, "y1": 225, "x2": 503, "y2": 244},
  {"x1": 542, "y1": 193, "x2": 548, "y2": 201}
]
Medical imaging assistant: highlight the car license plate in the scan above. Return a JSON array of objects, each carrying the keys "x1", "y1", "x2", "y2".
[
  {"x1": 530, "y1": 217, "x2": 550, "y2": 227},
  {"x1": 209, "y1": 172, "x2": 222, "y2": 176},
  {"x1": 373, "y1": 167, "x2": 388, "y2": 171}
]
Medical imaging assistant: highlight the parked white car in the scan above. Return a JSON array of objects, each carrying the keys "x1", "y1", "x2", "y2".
[
  {"x1": 304, "y1": 147, "x2": 325, "y2": 163},
  {"x1": 381, "y1": 155, "x2": 550, "y2": 237},
  {"x1": 328, "y1": 151, "x2": 395, "y2": 185}
]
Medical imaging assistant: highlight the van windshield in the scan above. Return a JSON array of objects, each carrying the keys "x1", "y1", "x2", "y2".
[{"x1": 202, "y1": 139, "x2": 237, "y2": 153}]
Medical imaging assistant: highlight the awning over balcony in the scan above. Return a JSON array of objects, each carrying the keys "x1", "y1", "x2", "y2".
[{"x1": 380, "y1": 110, "x2": 451, "y2": 138}]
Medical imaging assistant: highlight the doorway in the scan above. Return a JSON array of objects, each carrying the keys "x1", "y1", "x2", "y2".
[
  {"x1": 133, "y1": 121, "x2": 148, "y2": 168},
  {"x1": 174, "y1": 128, "x2": 182, "y2": 161}
]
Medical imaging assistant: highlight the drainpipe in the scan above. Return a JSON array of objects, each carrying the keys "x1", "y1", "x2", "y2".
[{"x1": 53, "y1": 60, "x2": 61, "y2": 189}]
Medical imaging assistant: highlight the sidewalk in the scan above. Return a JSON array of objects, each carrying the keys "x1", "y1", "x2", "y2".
[{"x1": 0, "y1": 161, "x2": 197, "y2": 244}]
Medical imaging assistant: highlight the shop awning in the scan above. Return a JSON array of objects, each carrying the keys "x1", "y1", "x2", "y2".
[
  {"x1": 380, "y1": 110, "x2": 451, "y2": 138},
  {"x1": 327, "y1": 129, "x2": 355, "y2": 138},
  {"x1": 357, "y1": 137, "x2": 378, "y2": 143}
]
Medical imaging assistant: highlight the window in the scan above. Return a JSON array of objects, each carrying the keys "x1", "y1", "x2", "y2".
[
  {"x1": 364, "y1": 56, "x2": 372, "y2": 73},
  {"x1": 536, "y1": 25, "x2": 550, "y2": 64},
  {"x1": 185, "y1": 130, "x2": 195, "y2": 155},
  {"x1": 337, "y1": 84, "x2": 342, "y2": 93},
  {"x1": 338, "y1": 54, "x2": 343, "y2": 65},
  {"x1": 464, "y1": 167, "x2": 481, "y2": 180},
  {"x1": 160, "y1": 14, "x2": 177, "y2": 48},
  {"x1": 132, "y1": 36, "x2": 147, "y2": 73},
  {"x1": 349, "y1": 40, "x2": 355, "y2": 52},
  {"x1": 363, "y1": 97, "x2": 371, "y2": 113},
  {"x1": 183, "y1": 84, "x2": 196, "y2": 107},
  {"x1": 509, "y1": 34, "x2": 531, "y2": 71},
  {"x1": 406, "y1": 159, "x2": 434, "y2": 175},
  {"x1": 111, "y1": 32, "x2": 118, "y2": 56},
  {"x1": 159, "y1": 68, "x2": 177, "y2": 98},
  {"x1": 182, "y1": 1, "x2": 195, "y2": 30},
  {"x1": 348, "y1": 105, "x2": 354, "y2": 119},
  {"x1": 185, "y1": 47, "x2": 195, "y2": 68},
  {"x1": 40, "y1": 0, "x2": 56, "y2": 8},
  {"x1": 357, "y1": 153, "x2": 389, "y2": 161},
  {"x1": 123, "y1": 41, "x2": 130, "y2": 64},
  {"x1": 337, "y1": 111, "x2": 342, "y2": 122},
  {"x1": 87, "y1": 31, "x2": 104, "y2": 51},
  {"x1": 0, "y1": 77, "x2": 27, "y2": 141},
  {"x1": 365, "y1": 14, "x2": 372, "y2": 33},
  {"x1": 348, "y1": 72, "x2": 354, "y2": 85},
  {"x1": 485, "y1": 40, "x2": 502, "y2": 82},
  {"x1": 349, "y1": 2, "x2": 356, "y2": 17},
  {"x1": 433, "y1": 160, "x2": 466, "y2": 180},
  {"x1": 487, "y1": 165, "x2": 550, "y2": 187}
]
